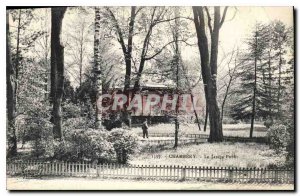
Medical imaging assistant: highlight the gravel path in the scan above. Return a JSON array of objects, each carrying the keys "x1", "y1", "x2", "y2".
[{"x1": 7, "y1": 177, "x2": 294, "y2": 190}]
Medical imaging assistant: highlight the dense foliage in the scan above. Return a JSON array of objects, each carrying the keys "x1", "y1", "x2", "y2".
[
  {"x1": 29, "y1": 125, "x2": 139, "y2": 164},
  {"x1": 230, "y1": 21, "x2": 293, "y2": 121},
  {"x1": 108, "y1": 129, "x2": 140, "y2": 164},
  {"x1": 267, "y1": 124, "x2": 290, "y2": 154},
  {"x1": 53, "y1": 129, "x2": 115, "y2": 163}
]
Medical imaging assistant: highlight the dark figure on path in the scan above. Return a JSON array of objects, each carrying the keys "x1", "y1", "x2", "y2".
[{"x1": 142, "y1": 119, "x2": 149, "y2": 139}]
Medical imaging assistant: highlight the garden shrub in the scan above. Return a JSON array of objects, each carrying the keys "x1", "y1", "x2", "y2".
[
  {"x1": 53, "y1": 129, "x2": 115, "y2": 163},
  {"x1": 15, "y1": 115, "x2": 31, "y2": 147},
  {"x1": 63, "y1": 117, "x2": 94, "y2": 131},
  {"x1": 108, "y1": 128, "x2": 139, "y2": 164},
  {"x1": 267, "y1": 124, "x2": 290, "y2": 154},
  {"x1": 285, "y1": 120, "x2": 295, "y2": 167},
  {"x1": 28, "y1": 118, "x2": 54, "y2": 158},
  {"x1": 62, "y1": 101, "x2": 81, "y2": 118},
  {"x1": 15, "y1": 103, "x2": 54, "y2": 156}
]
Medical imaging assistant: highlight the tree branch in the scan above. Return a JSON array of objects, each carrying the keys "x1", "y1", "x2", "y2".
[
  {"x1": 105, "y1": 7, "x2": 127, "y2": 55},
  {"x1": 135, "y1": 6, "x2": 144, "y2": 17},
  {"x1": 178, "y1": 16, "x2": 194, "y2": 21},
  {"x1": 144, "y1": 40, "x2": 181, "y2": 61},
  {"x1": 153, "y1": 16, "x2": 182, "y2": 26},
  {"x1": 204, "y1": 7, "x2": 213, "y2": 35},
  {"x1": 220, "y1": 6, "x2": 228, "y2": 27}
]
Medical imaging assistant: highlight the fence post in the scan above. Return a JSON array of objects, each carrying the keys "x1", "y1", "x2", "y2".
[
  {"x1": 228, "y1": 167, "x2": 233, "y2": 182},
  {"x1": 274, "y1": 169, "x2": 279, "y2": 183},
  {"x1": 181, "y1": 166, "x2": 186, "y2": 181},
  {"x1": 141, "y1": 165, "x2": 144, "y2": 177},
  {"x1": 62, "y1": 162, "x2": 65, "y2": 176},
  {"x1": 96, "y1": 164, "x2": 99, "y2": 177}
]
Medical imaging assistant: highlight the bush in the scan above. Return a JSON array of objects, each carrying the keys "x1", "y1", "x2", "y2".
[
  {"x1": 53, "y1": 129, "x2": 115, "y2": 163},
  {"x1": 63, "y1": 117, "x2": 94, "y2": 131},
  {"x1": 285, "y1": 119, "x2": 295, "y2": 167},
  {"x1": 108, "y1": 128, "x2": 139, "y2": 164},
  {"x1": 103, "y1": 113, "x2": 122, "y2": 130},
  {"x1": 62, "y1": 101, "x2": 81, "y2": 118},
  {"x1": 15, "y1": 106, "x2": 53, "y2": 152},
  {"x1": 29, "y1": 118, "x2": 54, "y2": 158},
  {"x1": 267, "y1": 124, "x2": 290, "y2": 154}
]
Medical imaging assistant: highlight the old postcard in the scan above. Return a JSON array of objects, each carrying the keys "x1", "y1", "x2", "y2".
[{"x1": 6, "y1": 6, "x2": 295, "y2": 190}]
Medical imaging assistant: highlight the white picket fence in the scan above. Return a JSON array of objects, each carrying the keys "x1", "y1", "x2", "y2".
[
  {"x1": 7, "y1": 161, "x2": 294, "y2": 183},
  {"x1": 140, "y1": 138, "x2": 207, "y2": 145},
  {"x1": 137, "y1": 133, "x2": 268, "y2": 144}
]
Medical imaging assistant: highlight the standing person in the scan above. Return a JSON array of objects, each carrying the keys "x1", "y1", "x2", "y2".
[{"x1": 142, "y1": 119, "x2": 149, "y2": 139}]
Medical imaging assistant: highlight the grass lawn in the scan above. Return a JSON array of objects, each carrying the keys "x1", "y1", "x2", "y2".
[
  {"x1": 131, "y1": 123, "x2": 267, "y2": 137},
  {"x1": 130, "y1": 142, "x2": 285, "y2": 168}
]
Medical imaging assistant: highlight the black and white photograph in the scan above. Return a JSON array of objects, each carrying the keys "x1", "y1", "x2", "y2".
[{"x1": 5, "y1": 5, "x2": 295, "y2": 190}]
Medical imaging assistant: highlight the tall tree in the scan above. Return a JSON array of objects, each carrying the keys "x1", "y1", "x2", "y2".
[
  {"x1": 14, "y1": 9, "x2": 21, "y2": 106},
  {"x1": 132, "y1": 7, "x2": 183, "y2": 91},
  {"x1": 7, "y1": 11, "x2": 17, "y2": 156},
  {"x1": 106, "y1": 7, "x2": 182, "y2": 127},
  {"x1": 94, "y1": 7, "x2": 102, "y2": 128},
  {"x1": 193, "y1": 6, "x2": 228, "y2": 142},
  {"x1": 9, "y1": 8, "x2": 39, "y2": 114},
  {"x1": 50, "y1": 7, "x2": 67, "y2": 139},
  {"x1": 106, "y1": 7, "x2": 185, "y2": 90},
  {"x1": 105, "y1": 6, "x2": 137, "y2": 126},
  {"x1": 105, "y1": 6, "x2": 137, "y2": 94},
  {"x1": 9, "y1": 8, "x2": 48, "y2": 149},
  {"x1": 64, "y1": 8, "x2": 93, "y2": 90},
  {"x1": 33, "y1": 9, "x2": 51, "y2": 99},
  {"x1": 272, "y1": 21, "x2": 290, "y2": 118},
  {"x1": 230, "y1": 22, "x2": 292, "y2": 137},
  {"x1": 230, "y1": 23, "x2": 271, "y2": 137},
  {"x1": 172, "y1": 7, "x2": 180, "y2": 148}
]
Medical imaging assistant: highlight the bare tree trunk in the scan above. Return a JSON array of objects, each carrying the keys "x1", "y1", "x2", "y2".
[
  {"x1": 51, "y1": 7, "x2": 67, "y2": 139},
  {"x1": 221, "y1": 71, "x2": 235, "y2": 123},
  {"x1": 249, "y1": 34, "x2": 258, "y2": 138},
  {"x1": 220, "y1": 93, "x2": 227, "y2": 123},
  {"x1": 208, "y1": 6, "x2": 223, "y2": 142},
  {"x1": 7, "y1": 11, "x2": 17, "y2": 156},
  {"x1": 123, "y1": 7, "x2": 136, "y2": 128},
  {"x1": 14, "y1": 10, "x2": 21, "y2": 110},
  {"x1": 44, "y1": 10, "x2": 50, "y2": 100},
  {"x1": 173, "y1": 7, "x2": 180, "y2": 148},
  {"x1": 268, "y1": 50, "x2": 272, "y2": 120},
  {"x1": 94, "y1": 7, "x2": 102, "y2": 129},
  {"x1": 106, "y1": 6, "x2": 135, "y2": 93},
  {"x1": 124, "y1": 6, "x2": 136, "y2": 93},
  {"x1": 210, "y1": 7, "x2": 220, "y2": 76},
  {"x1": 277, "y1": 50, "x2": 282, "y2": 118},
  {"x1": 193, "y1": 6, "x2": 225, "y2": 142},
  {"x1": 174, "y1": 117, "x2": 179, "y2": 148},
  {"x1": 204, "y1": 105, "x2": 208, "y2": 132},
  {"x1": 133, "y1": 59, "x2": 145, "y2": 91},
  {"x1": 207, "y1": 93, "x2": 222, "y2": 142},
  {"x1": 79, "y1": 33, "x2": 83, "y2": 88},
  {"x1": 44, "y1": 32, "x2": 49, "y2": 100},
  {"x1": 106, "y1": 7, "x2": 136, "y2": 127},
  {"x1": 174, "y1": 59, "x2": 179, "y2": 148},
  {"x1": 190, "y1": 94, "x2": 202, "y2": 131}
]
